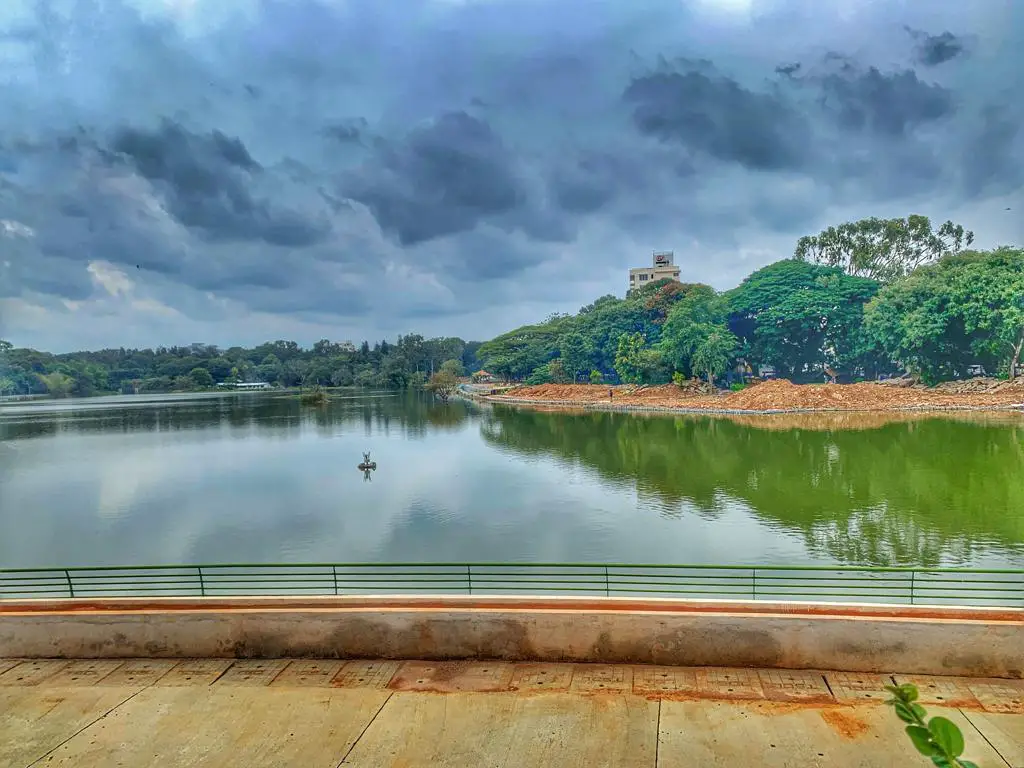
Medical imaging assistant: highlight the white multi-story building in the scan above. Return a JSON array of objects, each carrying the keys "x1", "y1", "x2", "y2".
[{"x1": 629, "y1": 251, "x2": 681, "y2": 292}]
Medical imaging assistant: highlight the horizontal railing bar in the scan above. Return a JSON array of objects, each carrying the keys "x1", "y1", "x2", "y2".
[{"x1": 3, "y1": 563, "x2": 1022, "y2": 575}]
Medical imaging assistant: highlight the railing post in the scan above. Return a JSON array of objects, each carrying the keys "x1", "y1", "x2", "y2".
[
  {"x1": 197, "y1": 566, "x2": 206, "y2": 597},
  {"x1": 910, "y1": 570, "x2": 915, "y2": 605},
  {"x1": 604, "y1": 566, "x2": 610, "y2": 597},
  {"x1": 466, "y1": 564, "x2": 473, "y2": 595},
  {"x1": 751, "y1": 568, "x2": 757, "y2": 600},
  {"x1": 332, "y1": 565, "x2": 338, "y2": 596},
  {"x1": 64, "y1": 569, "x2": 75, "y2": 598}
]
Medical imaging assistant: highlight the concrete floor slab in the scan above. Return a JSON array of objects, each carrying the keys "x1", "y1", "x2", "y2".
[
  {"x1": 509, "y1": 663, "x2": 574, "y2": 692},
  {"x1": 822, "y1": 672, "x2": 893, "y2": 703},
  {"x1": 0, "y1": 684, "x2": 141, "y2": 766},
  {"x1": 390, "y1": 661, "x2": 515, "y2": 693},
  {"x1": 270, "y1": 660, "x2": 344, "y2": 687},
  {"x1": 44, "y1": 660, "x2": 125, "y2": 686},
  {"x1": 892, "y1": 674, "x2": 982, "y2": 708},
  {"x1": 215, "y1": 659, "x2": 289, "y2": 686},
  {"x1": 341, "y1": 691, "x2": 658, "y2": 767},
  {"x1": 967, "y1": 679, "x2": 1024, "y2": 714},
  {"x1": 331, "y1": 660, "x2": 401, "y2": 689},
  {"x1": 570, "y1": 663, "x2": 633, "y2": 692},
  {"x1": 0, "y1": 659, "x2": 69, "y2": 686},
  {"x1": 36, "y1": 686, "x2": 391, "y2": 768},
  {"x1": 657, "y1": 701, "x2": 1010, "y2": 768},
  {"x1": 962, "y1": 709, "x2": 1024, "y2": 767},
  {"x1": 98, "y1": 659, "x2": 178, "y2": 687},
  {"x1": 758, "y1": 670, "x2": 834, "y2": 703},
  {"x1": 633, "y1": 665, "x2": 699, "y2": 696},
  {"x1": 696, "y1": 667, "x2": 765, "y2": 700},
  {"x1": 153, "y1": 659, "x2": 232, "y2": 687}
]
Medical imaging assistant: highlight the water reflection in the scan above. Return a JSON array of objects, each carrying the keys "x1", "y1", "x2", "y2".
[
  {"x1": 1, "y1": 392, "x2": 1022, "y2": 569},
  {"x1": 480, "y1": 406, "x2": 1024, "y2": 567}
]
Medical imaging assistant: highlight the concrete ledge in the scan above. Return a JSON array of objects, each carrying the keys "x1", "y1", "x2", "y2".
[{"x1": 1, "y1": 596, "x2": 1021, "y2": 678}]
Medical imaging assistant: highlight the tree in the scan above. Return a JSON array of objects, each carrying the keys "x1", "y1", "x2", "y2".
[
  {"x1": 691, "y1": 328, "x2": 738, "y2": 388},
  {"x1": 614, "y1": 333, "x2": 662, "y2": 384},
  {"x1": 728, "y1": 260, "x2": 881, "y2": 381},
  {"x1": 795, "y1": 215, "x2": 974, "y2": 283},
  {"x1": 866, "y1": 247, "x2": 1024, "y2": 382},
  {"x1": 440, "y1": 359, "x2": 464, "y2": 378},
  {"x1": 189, "y1": 367, "x2": 214, "y2": 388},
  {"x1": 38, "y1": 371, "x2": 74, "y2": 397},
  {"x1": 426, "y1": 370, "x2": 459, "y2": 403},
  {"x1": 589, "y1": 370, "x2": 603, "y2": 385},
  {"x1": 657, "y1": 285, "x2": 725, "y2": 376},
  {"x1": 558, "y1": 332, "x2": 594, "y2": 383}
]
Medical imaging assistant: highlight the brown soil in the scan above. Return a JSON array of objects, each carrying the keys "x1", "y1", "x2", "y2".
[{"x1": 491, "y1": 378, "x2": 1024, "y2": 413}]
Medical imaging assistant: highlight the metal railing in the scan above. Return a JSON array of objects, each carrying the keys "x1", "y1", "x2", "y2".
[{"x1": 0, "y1": 563, "x2": 1021, "y2": 607}]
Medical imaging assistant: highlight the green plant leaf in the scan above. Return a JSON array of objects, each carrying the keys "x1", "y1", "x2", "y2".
[
  {"x1": 959, "y1": 761, "x2": 979, "y2": 768},
  {"x1": 928, "y1": 717, "x2": 965, "y2": 757},
  {"x1": 884, "y1": 684, "x2": 901, "y2": 696},
  {"x1": 900, "y1": 684, "x2": 920, "y2": 702},
  {"x1": 894, "y1": 701, "x2": 918, "y2": 724},
  {"x1": 911, "y1": 703, "x2": 927, "y2": 721},
  {"x1": 930, "y1": 756, "x2": 952, "y2": 768},
  {"x1": 906, "y1": 726, "x2": 937, "y2": 756}
]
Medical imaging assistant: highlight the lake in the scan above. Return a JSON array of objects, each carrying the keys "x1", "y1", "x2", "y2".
[{"x1": 1, "y1": 391, "x2": 1023, "y2": 570}]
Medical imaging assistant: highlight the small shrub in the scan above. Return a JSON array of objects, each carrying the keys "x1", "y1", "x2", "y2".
[
  {"x1": 885, "y1": 684, "x2": 977, "y2": 767},
  {"x1": 729, "y1": 382, "x2": 746, "y2": 391},
  {"x1": 589, "y1": 370, "x2": 603, "y2": 385}
]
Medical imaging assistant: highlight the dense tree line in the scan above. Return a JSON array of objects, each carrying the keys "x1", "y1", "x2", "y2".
[
  {"x1": 0, "y1": 336, "x2": 482, "y2": 397},
  {"x1": 477, "y1": 216, "x2": 1023, "y2": 386}
]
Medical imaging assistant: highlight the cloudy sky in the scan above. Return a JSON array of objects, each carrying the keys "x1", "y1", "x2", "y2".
[{"x1": 1, "y1": 0, "x2": 1021, "y2": 352}]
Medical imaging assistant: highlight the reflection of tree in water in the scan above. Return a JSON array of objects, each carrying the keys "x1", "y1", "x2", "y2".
[
  {"x1": 480, "y1": 407, "x2": 1024, "y2": 566},
  {"x1": 6, "y1": 390, "x2": 476, "y2": 442}
]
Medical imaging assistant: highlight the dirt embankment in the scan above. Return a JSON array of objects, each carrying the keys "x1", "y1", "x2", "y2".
[{"x1": 486, "y1": 378, "x2": 1024, "y2": 414}]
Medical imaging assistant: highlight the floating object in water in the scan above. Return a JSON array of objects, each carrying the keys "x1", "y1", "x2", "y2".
[{"x1": 358, "y1": 451, "x2": 377, "y2": 471}]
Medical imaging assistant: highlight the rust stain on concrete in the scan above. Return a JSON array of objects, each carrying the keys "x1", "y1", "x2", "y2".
[{"x1": 820, "y1": 708, "x2": 871, "y2": 739}]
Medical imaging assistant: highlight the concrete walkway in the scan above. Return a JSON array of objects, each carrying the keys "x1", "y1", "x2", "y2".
[{"x1": 1, "y1": 658, "x2": 1021, "y2": 767}]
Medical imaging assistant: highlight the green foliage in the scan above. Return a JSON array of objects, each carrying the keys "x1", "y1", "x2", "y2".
[
  {"x1": 558, "y1": 331, "x2": 594, "y2": 382},
  {"x1": 658, "y1": 284, "x2": 730, "y2": 378},
  {"x1": 0, "y1": 336, "x2": 483, "y2": 397},
  {"x1": 299, "y1": 386, "x2": 329, "y2": 405},
  {"x1": 885, "y1": 684, "x2": 977, "y2": 767},
  {"x1": 440, "y1": 359, "x2": 464, "y2": 378},
  {"x1": 795, "y1": 215, "x2": 974, "y2": 283},
  {"x1": 589, "y1": 369, "x2": 603, "y2": 385},
  {"x1": 691, "y1": 328, "x2": 738, "y2": 387},
  {"x1": 729, "y1": 260, "x2": 881, "y2": 380},
  {"x1": 866, "y1": 248, "x2": 1024, "y2": 382},
  {"x1": 614, "y1": 332, "x2": 663, "y2": 384},
  {"x1": 189, "y1": 367, "x2": 214, "y2": 388},
  {"x1": 426, "y1": 369, "x2": 460, "y2": 403},
  {"x1": 38, "y1": 371, "x2": 74, "y2": 397}
]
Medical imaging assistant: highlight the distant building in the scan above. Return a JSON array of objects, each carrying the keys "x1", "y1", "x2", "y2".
[{"x1": 629, "y1": 251, "x2": 681, "y2": 292}]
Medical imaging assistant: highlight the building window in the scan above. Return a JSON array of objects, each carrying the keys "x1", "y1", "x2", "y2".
[{"x1": 639, "y1": 274, "x2": 648, "y2": 281}]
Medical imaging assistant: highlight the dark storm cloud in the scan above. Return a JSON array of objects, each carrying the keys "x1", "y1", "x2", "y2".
[
  {"x1": 906, "y1": 28, "x2": 966, "y2": 67},
  {"x1": 817, "y1": 66, "x2": 955, "y2": 136},
  {"x1": 341, "y1": 111, "x2": 529, "y2": 246},
  {"x1": 623, "y1": 63, "x2": 810, "y2": 171},
  {"x1": 1, "y1": 0, "x2": 1020, "y2": 350},
  {"x1": 109, "y1": 119, "x2": 328, "y2": 247}
]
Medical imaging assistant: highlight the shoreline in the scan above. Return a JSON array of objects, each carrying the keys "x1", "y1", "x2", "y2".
[{"x1": 460, "y1": 388, "x2": 1024, "y2": 417}]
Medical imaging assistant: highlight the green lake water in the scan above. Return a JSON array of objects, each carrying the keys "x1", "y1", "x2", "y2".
[{"x1": 1, "y1": 391, "x2": 1022, "y2": 569}]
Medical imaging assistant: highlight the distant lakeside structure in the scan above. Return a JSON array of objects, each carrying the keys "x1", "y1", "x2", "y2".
[{"x1": 629, "y1": 250, "x2": 680, "y2": 293}]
